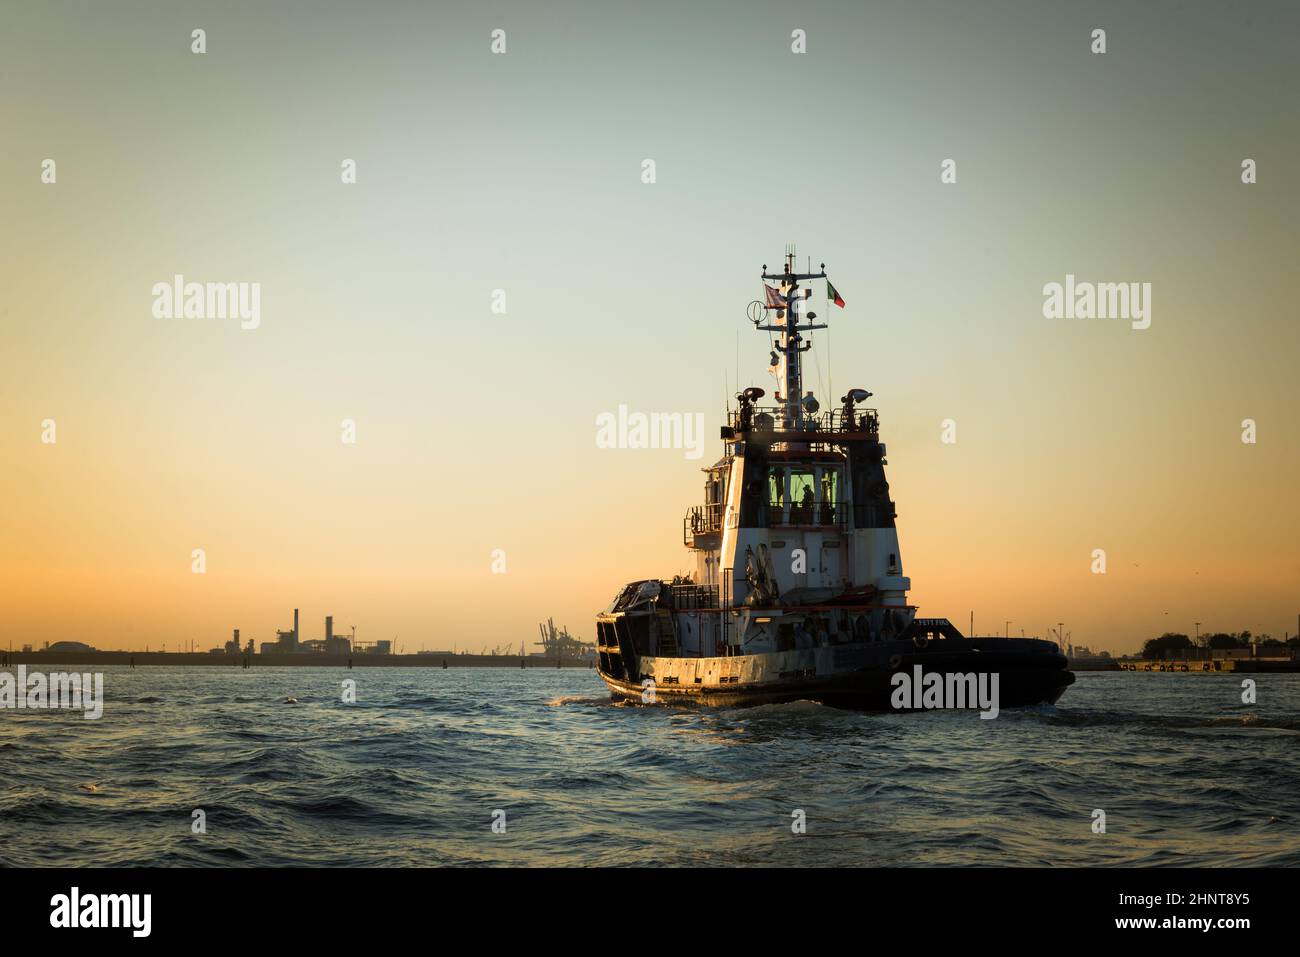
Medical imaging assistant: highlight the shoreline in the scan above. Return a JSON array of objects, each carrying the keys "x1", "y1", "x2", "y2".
[{"x1": 0, "y1": 651, "x2": 594, "y2": 669}]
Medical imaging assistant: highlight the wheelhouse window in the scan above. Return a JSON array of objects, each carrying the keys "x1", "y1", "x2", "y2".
[
  {"x1": 767, "y1": 463, "x2": 842, "y2": 526},
  {"x1": 820, "y1": 468, "x2": 839, "y2": 524},
  {"x1": 695, "y1": 466, "x2": 729, "y2": 532},
  {"x1": 789, "y1": 467, "x2": 816, "y2": 523},
  {"x1": 705, "y1": 467, "x2": 726, "y2": 506},
  {"x1": 768, "y1": 466, "x2": 786, "y2": 511}
]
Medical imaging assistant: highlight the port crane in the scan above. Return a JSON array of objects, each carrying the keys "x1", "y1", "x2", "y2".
[
  {"x1": 1050, "y1": 624, "x2": 1072, "y2": 655},
  {"x1": 534, "y1": 618, "x2": 595, "y2": 658}
]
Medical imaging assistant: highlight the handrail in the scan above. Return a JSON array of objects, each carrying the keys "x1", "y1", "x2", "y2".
[
  {"x1": 731, "y1": 406, "x2": 878, "y2": 435},
  {"x1": 683, "y1": 503, "x2": 724, "y2": 545},
  {"x1": 766, "y1": 499, "x2": 850, "y2": 527},
  {"x1": 665, "y1": 583, "x2": 719, "y2": 610}
]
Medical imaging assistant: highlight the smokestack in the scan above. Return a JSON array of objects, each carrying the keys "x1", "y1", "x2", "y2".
[
  {"x1": 294, "y1": 608, "x2": 299, "y2": 647},
  {"x1": 326, "y1": 616, "x2": 333, "y2": 642}
]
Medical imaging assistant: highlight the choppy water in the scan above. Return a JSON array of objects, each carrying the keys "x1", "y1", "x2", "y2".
[{"x1": 1, "y1": 667, "x2": 1297, "y2": 866}]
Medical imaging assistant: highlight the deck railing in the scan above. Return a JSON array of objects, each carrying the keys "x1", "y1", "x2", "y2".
[
  {"x1": 665, "y1": 583, "x2": 719, "y2": 610},
  {"x1": 683, "y1": 502, "x2": 724, "y2": 545},
  {"x1": 766, "y1": 499, "x2": 850, "y2": 528},
  {"x1": 730, "y1": 406, "x2": 878, "y2": 436}
]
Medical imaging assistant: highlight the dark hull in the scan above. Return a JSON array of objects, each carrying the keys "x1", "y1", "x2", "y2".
[{"x1": 599, "y1": 640, "x2": 1075, "y2": 711}]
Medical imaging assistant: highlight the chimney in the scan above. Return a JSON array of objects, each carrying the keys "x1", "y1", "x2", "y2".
[
  {"x1": 326, "y1": 616, "x2": 333, "y2": 643},
  {"x1": 293, "y1": 608, "x2": 299, "y2": 648}
]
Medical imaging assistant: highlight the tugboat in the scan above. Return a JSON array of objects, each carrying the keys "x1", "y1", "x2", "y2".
[{"x1": 594, "y1": 250, "x2": 1074, "y2": 710}]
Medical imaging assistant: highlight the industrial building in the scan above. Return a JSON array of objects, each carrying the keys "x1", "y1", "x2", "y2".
[
  {"x1": 323, "y1": 616, "x2": 351, "y2": 655},
  {"x1": 222, "y1": 629, "x2": 252, "y2": 655},
  {"x1": 250, "y1": 610, "x2": 356, "y2": 655},
  {"x1": 47, "y1": 640, "x2": 97, "y2": 653}
]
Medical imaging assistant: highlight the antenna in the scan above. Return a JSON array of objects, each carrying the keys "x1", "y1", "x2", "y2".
[
  {"x1": 826, "y1": 280, "x2": 832, "y2": 402},
  {"x1": 758, "y1": 247, "x2": 828, "y2": 432}
]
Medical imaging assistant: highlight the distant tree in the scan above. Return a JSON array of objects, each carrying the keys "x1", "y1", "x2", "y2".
[
  {"x1": 1142, "y1": 633, "x2": 1192, "y2": 660},
  {"x1": 1207, "y1": 633, "x2": 1247, "y2": 650}
]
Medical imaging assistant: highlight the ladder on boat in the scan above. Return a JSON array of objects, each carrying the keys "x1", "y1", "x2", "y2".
[{"x1": 656, "y1": 611, "x2": 679, "y2": 657}]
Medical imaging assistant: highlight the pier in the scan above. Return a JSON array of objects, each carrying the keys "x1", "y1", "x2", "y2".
[{"x1": 1114, "y1": 656, "x2": 1299, "y2": 673}]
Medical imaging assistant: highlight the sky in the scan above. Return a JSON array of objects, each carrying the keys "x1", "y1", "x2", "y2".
[{"x1": 1, "y1": 0, "x2": 1297, "y2": 654}]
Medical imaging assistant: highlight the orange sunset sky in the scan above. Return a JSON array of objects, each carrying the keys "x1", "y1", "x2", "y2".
[{"x1": 2, "y1": 2, "x2": 1297, "y2": 654}]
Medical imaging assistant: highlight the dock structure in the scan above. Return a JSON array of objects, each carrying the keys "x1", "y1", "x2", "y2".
[{"x1": 1117, "y1": 656, "x2": 1299, "y2": 673}]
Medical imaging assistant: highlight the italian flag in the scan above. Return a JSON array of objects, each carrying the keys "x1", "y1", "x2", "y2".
[{"x1": 827, "y1": 281, "x2": 845, "y2": 308}]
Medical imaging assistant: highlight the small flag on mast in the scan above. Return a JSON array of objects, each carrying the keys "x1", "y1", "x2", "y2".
[
  {"x1": 827, "y1": 281, "x2": 845, "y2": 308},
  {"x1": 763, "y1": 284, "x2": 784, "y2": 309}
]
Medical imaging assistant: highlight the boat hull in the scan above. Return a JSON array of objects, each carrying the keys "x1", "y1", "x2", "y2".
[{"x1": 597, "y1": 637, "x2": 1074, "y2": 711}]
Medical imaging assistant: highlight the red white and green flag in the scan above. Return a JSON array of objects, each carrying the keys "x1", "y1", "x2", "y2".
[{"x1": 827, "y1": 281, "x2": 845, "y2": 308}]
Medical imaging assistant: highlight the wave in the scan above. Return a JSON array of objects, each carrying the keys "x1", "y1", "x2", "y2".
[
  {"x1": 6, "y1": 667, "x2": 1298, "y2": 867},
  {"x1": 545, "y1": 693, "x2": 611, "y2": 707},
  {"x1": 1012, "y1": 707, "x2": 1300, "y2": 732}
]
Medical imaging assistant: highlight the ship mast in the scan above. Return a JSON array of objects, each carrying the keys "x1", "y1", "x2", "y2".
[{"x1": 759, "y1": 248, "x2": 828, "y2": 430}]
